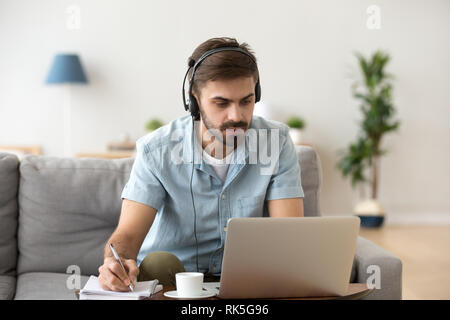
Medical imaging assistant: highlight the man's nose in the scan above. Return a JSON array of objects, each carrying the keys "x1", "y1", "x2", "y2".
[{"x1": 227, "y1": 104, "x2": 242, "y2": 123}]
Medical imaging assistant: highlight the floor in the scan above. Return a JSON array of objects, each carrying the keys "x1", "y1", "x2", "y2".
[{"x1": 358, "y1": 225, "x2": 450, "y2": 300}]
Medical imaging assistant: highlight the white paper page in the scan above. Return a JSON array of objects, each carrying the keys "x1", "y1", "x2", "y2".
[
  {"x1": 80, "y1": 276, "x2": 159, "y2": 298},
  {"x1": 80, "y1": 285, "x2": 163, "y2": 300}
]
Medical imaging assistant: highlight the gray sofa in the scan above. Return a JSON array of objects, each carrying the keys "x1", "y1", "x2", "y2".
[{"x1": 0, "y1": 146, "x2": 402, "y2": 300}]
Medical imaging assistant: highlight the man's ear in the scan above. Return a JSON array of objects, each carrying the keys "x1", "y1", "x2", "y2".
[{"x1": 192, "y1": 92, "x2": 199, "y2": 102}]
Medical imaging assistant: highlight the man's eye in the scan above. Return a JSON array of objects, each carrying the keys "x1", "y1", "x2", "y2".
[{"x1": 216, "y1": 100, "x2": 251, "y2": 107}]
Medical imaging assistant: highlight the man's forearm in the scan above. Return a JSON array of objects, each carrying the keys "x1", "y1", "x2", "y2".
[
  {"x1": 268, "y1": 198, "x2": 304, "y2": 217},
  {"x1": 104, "y1": 231, "x2": 139, "y2": 261}
]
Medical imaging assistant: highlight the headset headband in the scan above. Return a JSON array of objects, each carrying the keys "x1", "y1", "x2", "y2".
[{"x1": 189, "y1": 47, "x2": 257, "y2": 83}]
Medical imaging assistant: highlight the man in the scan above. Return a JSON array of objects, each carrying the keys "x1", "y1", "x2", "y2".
[{"x1": 98, "y1": 37, "x2": 304, "y2": 292}]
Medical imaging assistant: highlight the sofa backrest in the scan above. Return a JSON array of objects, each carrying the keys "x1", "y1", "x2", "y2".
[
  {"x1": 16, "y1": 156, "x2": 133, "y2": 276},
  {"x1": 1, "y1": 145, "x2": 322, "y2": 276},
  {"x1": 0, "y1": 153, "x2": 19, "y2": 277},
  {"x1": 295, "y1": 146, "x2": 322, "y2": 217}
]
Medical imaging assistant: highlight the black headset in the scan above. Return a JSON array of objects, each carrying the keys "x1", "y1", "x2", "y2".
[
  {"x1": 182, "y1": 46, "x2": 261, "y2": 120},
  {"x1": 181, "y1": 46, "x2": 262, "y2": 273}
]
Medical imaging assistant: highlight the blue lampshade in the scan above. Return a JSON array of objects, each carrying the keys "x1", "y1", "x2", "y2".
[{"x1": 45, "y1": 54, "x2": 88, "y2": 84}]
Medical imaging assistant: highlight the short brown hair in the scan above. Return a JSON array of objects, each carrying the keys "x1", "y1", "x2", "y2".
[{"x1": 188, "y1": 37, "x2": 259, "y2": 99}]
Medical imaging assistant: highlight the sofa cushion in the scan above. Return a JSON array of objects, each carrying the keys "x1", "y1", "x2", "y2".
[
  {"x1": 0, "y1": 275, "x2": 16, "y2": 300},
  {"x1": 14, "y1": 272, "x2": 89, "y2": 300},
  {"x1": 0, "y1": 153, "x2": 19, "y2": 276},
  {"x1": 17, "y1": 156, "x2": 134, "y2": 276},
  {"x1": 295, "y1": 146, "x2": 322, "y2": 217}
]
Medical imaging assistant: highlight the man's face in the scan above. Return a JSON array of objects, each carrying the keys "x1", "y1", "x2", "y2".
[{"x1": 194, "y1": 76, "x2": 255, "y2": 147}]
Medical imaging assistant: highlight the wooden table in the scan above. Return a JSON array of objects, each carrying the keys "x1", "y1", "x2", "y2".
[
  {"x1": 0, "y1": 145, "x2": 41, "y2": 155},
  {"x1": 74, "y1": 151, "x2": 135, "y2": 159},
  {"x1": 147, "y1": 283, "x2": 372, "y2": 300}
]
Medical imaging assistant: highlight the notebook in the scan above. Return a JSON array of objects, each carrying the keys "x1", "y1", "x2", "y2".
[{"x1": 79, "y1": 276, "x2": 162, "y2": 300}]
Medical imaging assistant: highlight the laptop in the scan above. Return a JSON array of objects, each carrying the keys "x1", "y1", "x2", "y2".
[{"x1": 215, "y1": 216, "x2": 360, "y2": 299}]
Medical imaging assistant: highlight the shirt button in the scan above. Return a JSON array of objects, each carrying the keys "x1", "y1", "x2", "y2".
[{"x1": 221, "y1": 194, "x2": 226, "y2": 200}]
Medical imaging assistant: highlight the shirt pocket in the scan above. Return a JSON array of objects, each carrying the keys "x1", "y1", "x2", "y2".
[{"x1": 237, "y1": 194, "x2": 265, "y2": 217}]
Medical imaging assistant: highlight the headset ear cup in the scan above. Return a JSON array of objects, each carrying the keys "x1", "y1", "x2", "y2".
[
  {"x1": 189, "y1": 93, "x2": 200, "y2": 119},
  {"x1": 255, "y1": 81, "x2": 261, "y2": 103}
]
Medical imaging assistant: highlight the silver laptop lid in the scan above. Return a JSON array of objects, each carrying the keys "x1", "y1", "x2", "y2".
[{"x1": 219, "y1": 216, "x2": 360, "y2": 299}]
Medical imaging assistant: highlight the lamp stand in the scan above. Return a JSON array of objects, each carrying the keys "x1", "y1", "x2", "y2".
[{"x1": 63, "y1": 84, "x2": 72, "y2": 157}]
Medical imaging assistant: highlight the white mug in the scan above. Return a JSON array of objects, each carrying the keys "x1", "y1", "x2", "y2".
[{"x1": 175, "y1": 272, "x2": 204, "y2": 297}]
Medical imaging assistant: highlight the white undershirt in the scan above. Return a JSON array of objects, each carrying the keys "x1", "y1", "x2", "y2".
[{"x1": 202, "y1": 148, "x2": 234, "y2": 184}]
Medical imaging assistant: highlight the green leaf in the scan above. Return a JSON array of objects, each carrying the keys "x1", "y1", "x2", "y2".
[
  {"x1": 145, "y1": 119, "x2": 164, "y2": 131},
  {"x1": 338, "y1": 50, "x2": 400, "y2": 191},
  {"x1": 286, "y1": 116, "x2": 306, "y2": 129}
]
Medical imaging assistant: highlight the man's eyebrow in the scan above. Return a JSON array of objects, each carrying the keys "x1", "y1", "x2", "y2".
[{"x1": 210, "y1": 93, "x2": 254, "y2": 102}]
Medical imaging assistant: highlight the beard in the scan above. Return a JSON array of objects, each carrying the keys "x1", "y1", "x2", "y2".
[{"x1": 198, "y1": 106, "x2": 248, "y2": 149}]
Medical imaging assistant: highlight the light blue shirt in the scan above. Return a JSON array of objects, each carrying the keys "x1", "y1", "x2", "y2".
[{"x1": 121, "y1": 114, "x2": 304, "y2": 274}]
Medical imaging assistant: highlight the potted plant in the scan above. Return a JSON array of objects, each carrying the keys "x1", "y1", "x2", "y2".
[
  {"x1": 286, "y1": 116, "x2": 306, "y2": 145},
  {"x1": 337, "y1": 51, "x2": 400, "y2": 228},
  {"x1": 145, "y1": 118, "x2": 164, "y2": 133}
]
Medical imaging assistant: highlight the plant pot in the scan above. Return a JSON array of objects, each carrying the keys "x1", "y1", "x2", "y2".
[
  {"x1": 353, "y1": 198, "x2": 385, "y2": 228},
  {"x1": 289, "y1": 128, "x2": 303, "y2": 145}
]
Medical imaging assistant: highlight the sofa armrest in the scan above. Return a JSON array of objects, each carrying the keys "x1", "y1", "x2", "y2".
[
  {"x1": 354, "y1": 236, "x2": 403, "y2": 300},
  {"x1": 0, "y1": 275, "x2": 16, "y2": 300}
]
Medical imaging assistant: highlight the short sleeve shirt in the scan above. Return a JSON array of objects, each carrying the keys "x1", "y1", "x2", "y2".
[{"x1": 121, "y1": 114, "x2": 304, "y2": 274}]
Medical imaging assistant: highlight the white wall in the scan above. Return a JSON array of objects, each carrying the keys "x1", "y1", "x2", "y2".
[{"x1": 1, "y1": 0, "x2": 449, "y2": 224}]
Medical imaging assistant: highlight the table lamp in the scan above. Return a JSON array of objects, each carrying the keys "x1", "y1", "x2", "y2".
[{"x1": 45, "y1": 53, "x2": 88, "y2": 157}]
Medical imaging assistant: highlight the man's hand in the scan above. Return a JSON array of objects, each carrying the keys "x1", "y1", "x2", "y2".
[
  {"x1": 98, "y1": 256, "x2": 139, "y2": 291},
  {"x1": 99, "y1": 199, "x2": 157, "y2": 291}
]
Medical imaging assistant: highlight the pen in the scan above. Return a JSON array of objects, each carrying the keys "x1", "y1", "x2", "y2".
[{"x1": 109, "y1": 243, "x2": 134, "y2": 292}]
